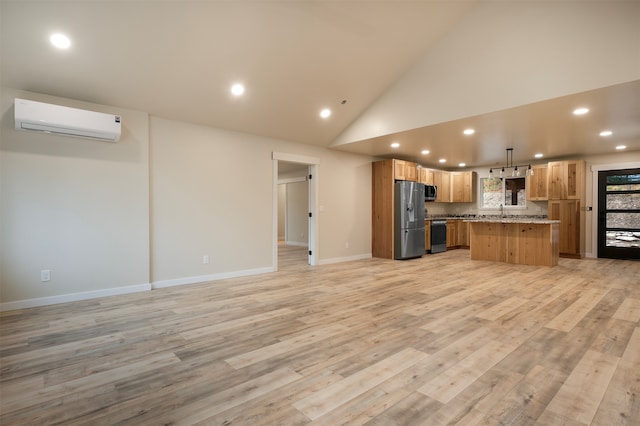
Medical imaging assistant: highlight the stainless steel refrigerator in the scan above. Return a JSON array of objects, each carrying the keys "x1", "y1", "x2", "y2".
[{"x1": 394, "y1": 181, "x2": 426, "y2": 259}]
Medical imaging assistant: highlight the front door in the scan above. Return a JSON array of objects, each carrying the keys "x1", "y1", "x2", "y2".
[{"x1": 597, "y1": 168, "x2": 640, "y2": 260}]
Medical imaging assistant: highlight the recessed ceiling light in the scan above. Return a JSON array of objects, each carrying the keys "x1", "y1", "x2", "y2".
[
  {"x1": 534, "y1": 153, "x2": 544, "y2": 158},
  {"x1": 458, "y1": 163, "x2": 466, "y2": 167},
  {"x1": 230, "y1": 83, "x2": 245, "y2": 96},
  {"x1": 599, "y1": 130, "x2": 613, "y2": 137},
  {"x1": 439, "y1": 159, "x2": 446, "y2": 163},
  {"x1": 616, "y1": 145, "x2": 627, "y2": 150},
  {"x1": 421, "y1": 150, "x2": 430, "y2": 155},
  {"x1": 573, "y1": 107, "x2": 589, "y2": 115},
  {"x1": 50, "y1": 33, "x2": 71, "y2": 49},
  {"x1": 320, "y1": 108, "x2": 331, "y2": 119},
  {"x1": 463, "y1": 128, "x2": 475, "y2": 135},
  {"x1": 390, "y1": 142, "x2": 400, "y2": 148}
]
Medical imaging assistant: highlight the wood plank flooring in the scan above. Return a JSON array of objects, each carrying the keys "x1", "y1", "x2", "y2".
[{"x1": 1, "y1": 246, "x2": 639, "y2": 425}]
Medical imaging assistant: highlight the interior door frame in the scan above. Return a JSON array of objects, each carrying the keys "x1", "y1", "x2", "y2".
[
  {"x1": 590, "y1": 161, "x2": 640, "y2": 258},
  {"x1": 272, "y1": 152, "x2": 320, "y2": 269}
]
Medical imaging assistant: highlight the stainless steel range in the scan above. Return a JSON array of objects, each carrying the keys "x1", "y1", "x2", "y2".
[{"x1": 430, "y1": 220, "x2": 446, "y2": 253}]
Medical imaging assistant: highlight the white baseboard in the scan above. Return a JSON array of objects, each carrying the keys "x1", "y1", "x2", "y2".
[
  {"x1": 152, "y1": 266, "x2": 275, "y2": 289},
  {"x1": 2, "y1": 259, "x2": 378, "y2": 311},
  {"x1": 0, "y1": 283, "x2": 152, "y2": 312},
  {"x1": 318, "y1": 253, "x2": 372, "y2": 265}
]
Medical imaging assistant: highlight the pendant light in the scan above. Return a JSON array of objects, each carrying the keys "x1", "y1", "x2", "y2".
[{"x1": 489, "y1": 148, "x2": 534, "y2": 178}]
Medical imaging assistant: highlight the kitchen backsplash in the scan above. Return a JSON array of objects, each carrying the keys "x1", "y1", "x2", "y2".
[{"x1": 424, "y1": 200, "x2": 548, "y2": 217}]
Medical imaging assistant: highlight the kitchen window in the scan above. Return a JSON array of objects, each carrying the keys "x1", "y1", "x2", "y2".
[{"x1": 481, "y1": 177, "x2": 526, "y2": 209}]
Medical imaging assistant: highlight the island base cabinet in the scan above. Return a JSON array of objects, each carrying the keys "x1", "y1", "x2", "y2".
[{"x1": 469, "y1": 222, "x2": 559, "y2": 267}]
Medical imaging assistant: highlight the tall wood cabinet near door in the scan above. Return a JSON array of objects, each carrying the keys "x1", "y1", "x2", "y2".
[
  {"x1": 433, "y1": 171, "x2": 451, "y2": 203},
  {"x1": 548, "y1": 199, "x2": 583, "y2": 257},
  {"x1": 450, "y1": 172, "x2": 474, "y2": 203},
  {"x1": 526, "y1": 164, "x2": 548, "y2": 200},
  {"x1": 546, "y1": 160, "x2": 586, "y2": 257}
]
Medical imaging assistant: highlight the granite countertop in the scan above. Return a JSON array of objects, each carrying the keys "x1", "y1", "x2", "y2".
[
  {"x1": 425, "y1": 214, "x2": 559, "y2": 224},
  {"x1": 463, "y1": 217, "x2": 560, "y2": 224}
]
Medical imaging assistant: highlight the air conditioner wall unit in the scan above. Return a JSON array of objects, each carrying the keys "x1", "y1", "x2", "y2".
[{"x1": 14, "y1": 98, "x2": 121, "y2": 142}]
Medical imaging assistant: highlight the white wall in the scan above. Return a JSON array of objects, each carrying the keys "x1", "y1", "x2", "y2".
[
  {"x1": 1, "y1": 89, "x2": 150, "y2": 307},
  {"x1": 149, "y1": 117, "x2": 274, "y2": 284},
  {"x1": 1, "y1": 91, "x2": 374, "y2": 308},
  {"x1": 150, "y1": 116, "x2": 373, "y2": 286},
  {"x1": 334, "y1": 0, "x2": 640, "y2": 145}
]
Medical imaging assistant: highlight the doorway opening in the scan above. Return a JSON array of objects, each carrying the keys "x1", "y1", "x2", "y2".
[
  {"x1": 272, "y1": 152, "x2": 320, "y2": 271},
  {"x1": 597, "y1": 168, "x2": 640, "y2": 260},
  {"x1": 277, "y1": 162, "x2": 310, "y2": 268}
]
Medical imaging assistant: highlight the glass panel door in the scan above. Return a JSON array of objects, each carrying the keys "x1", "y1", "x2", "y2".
[{"x1": 598, "y1": 169, "x2": 640, "y2": 260}]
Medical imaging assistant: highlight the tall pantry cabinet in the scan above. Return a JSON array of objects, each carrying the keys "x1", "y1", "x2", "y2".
[{"x1": 546, "y1": 160, "x2": 586, "y2": 258}]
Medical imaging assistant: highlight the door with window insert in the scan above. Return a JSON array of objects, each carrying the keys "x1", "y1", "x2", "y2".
[{"x1": 597, "y1": 169, "x2": 640, "y2": 260}]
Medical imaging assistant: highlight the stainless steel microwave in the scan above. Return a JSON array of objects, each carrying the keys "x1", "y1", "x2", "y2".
[{"x1": 425, "y1": 185, "x2": 437, "y2": 201}]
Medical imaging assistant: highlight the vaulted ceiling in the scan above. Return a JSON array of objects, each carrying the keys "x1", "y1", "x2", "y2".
[{"x1": 2, "y1": 1, "x2": 639, "y2": 170}]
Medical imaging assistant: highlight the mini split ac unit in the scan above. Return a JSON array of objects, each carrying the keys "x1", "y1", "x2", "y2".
[{"x1": 14, "y1": 98, "x2": 121, "y2": 142}]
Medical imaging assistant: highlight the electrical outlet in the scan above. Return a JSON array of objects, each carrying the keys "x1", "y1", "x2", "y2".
[
  {"x1": 41, "y1": 270, "x2": 51, "y2": 282},
  {"x1": 203, "y1": 255, "x2": 209, "y2": 264}
]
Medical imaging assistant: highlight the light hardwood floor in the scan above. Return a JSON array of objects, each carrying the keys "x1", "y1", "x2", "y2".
[{"x1": 1, "y1": 247, "x2": 639, "y2": 425}]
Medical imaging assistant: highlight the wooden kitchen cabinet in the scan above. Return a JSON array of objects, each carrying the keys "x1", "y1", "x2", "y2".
[
  {"x1": 546, "y1": 160, "x2": 585, "y2": 257},
  {"x1": 526, "y1": 164, "x2": 548, "y2": 200},
  {"x1": 548, "y1": 199, "x2": 584, "y2": 257},
  {"x1": 456, "y1": 220, "x2": 470, "y2": 247},
  {"x1": 372, "y1": 160, "x2": 395, "y2": 259},
  {"x1": 547, "y1": 160, "x2": 585, "y2": 200},
  {"x1": 419, "y1": 168, "x2": 434, "y2": 185},
  {"x1": 547, "y1": 161, "x2": 565, "y2": 200},
  {"x1": 433, "y1": 171, "x2": 451, "y2": 203},
  {"x1": 446, "y1": 220, "x2": 457, "y2": 248},
  {"x1": 450, "y1": 171, "x2": 474, "y2": 203},
  {"x1": 444, "y1": 219, "x2": 470, "y2": 249},
  {"x1": 425, "y1": 220, "x2": 431, "y2": 252},
  {"x1": 393, "y1": 159, "x2": 418, "y2": 182}
]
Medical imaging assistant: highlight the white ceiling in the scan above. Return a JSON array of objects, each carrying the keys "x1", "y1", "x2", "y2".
[
  {"x1": 332, "y1": 80, "x2": 640, "y2": 169},
  {"x1": 2, "y1": 1, "x2": 639, "y2": 169}
]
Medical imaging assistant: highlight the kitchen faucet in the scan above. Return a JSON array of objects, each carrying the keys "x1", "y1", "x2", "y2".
[{"x1": 500, "y1": 203, "x2": 504, "y2": 218}]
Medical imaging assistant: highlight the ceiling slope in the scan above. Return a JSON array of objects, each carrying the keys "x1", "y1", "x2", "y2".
[
  {"x1": 0, "y1": 0, "x2": 476, "y2": 145},
  {"x1": 332, "y1": 1, "x2": 640, "y2": 150}
]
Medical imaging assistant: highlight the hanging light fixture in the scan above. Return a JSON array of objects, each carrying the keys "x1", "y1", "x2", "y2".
[{"x1": 489, "y1": 148, "x2": 534, "y2": 178}]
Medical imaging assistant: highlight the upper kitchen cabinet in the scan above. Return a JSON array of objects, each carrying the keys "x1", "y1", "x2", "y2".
[
  {"x1": 547, "y1": 160, "x2": 585, "y2": 200},
  {"x1": 526, "y1": 164, "x2": 548, "y2": 200},
  {"x1": 419, "y1": 167, "x2": 434, "y2": 185},
  {"x1": 393, "y1": 159, "x2": 418, "y2": 182},
  {"x1": 450, "y1": 171, "x2": 474, "y2": 203},
  {"x1": 433, "y1": 170, "x2": 451, "y2": 203}
]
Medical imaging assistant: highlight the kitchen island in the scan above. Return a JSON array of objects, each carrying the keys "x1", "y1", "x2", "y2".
[{"x1": 465, "y1": 218, "x2": 560, "y2": 267}]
